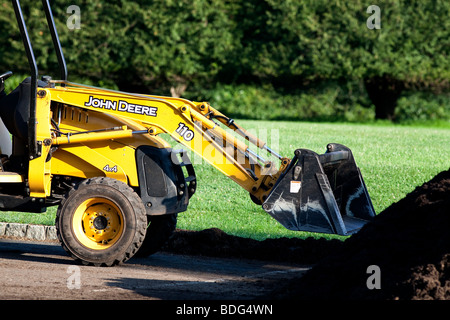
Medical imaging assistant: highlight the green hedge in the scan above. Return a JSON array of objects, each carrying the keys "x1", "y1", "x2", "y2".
[
  {"x1": 396, "y1": 92, "x2": 450, "y2": 123},
  {"x1": 186, "y1": 82, "x2": 449, "y2": 123}
]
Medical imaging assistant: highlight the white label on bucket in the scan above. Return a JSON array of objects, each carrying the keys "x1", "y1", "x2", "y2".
[{"x1": 290, "y1": 181, "x2": 301, "y2": 193}]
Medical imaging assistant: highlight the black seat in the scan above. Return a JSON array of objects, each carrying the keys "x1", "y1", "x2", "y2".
[{"x1": 0, "y1": 77, "x2": 46, "y2": 141}]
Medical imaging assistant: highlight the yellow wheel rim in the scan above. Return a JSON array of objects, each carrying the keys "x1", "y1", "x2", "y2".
[{"x1": 72, "y1": 198, "x2": 124, "y2": 250}]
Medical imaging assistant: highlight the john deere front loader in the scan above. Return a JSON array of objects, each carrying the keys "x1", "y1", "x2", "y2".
[{"x1": 0, "y1": 0, "x2": 375, "y2": 266}]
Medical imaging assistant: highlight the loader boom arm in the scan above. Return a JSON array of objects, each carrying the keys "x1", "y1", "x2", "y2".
[{"x1": 47, "y1": 81, "x2": 287, "y2": 203}]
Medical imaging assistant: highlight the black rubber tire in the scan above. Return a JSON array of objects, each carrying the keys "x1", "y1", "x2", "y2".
[
  {"x1": 55, "y1": 177, "x2": 147, "y2": 267},
  {"x1": 134, "y1": 214, "x2": 177, "y2": 258}
]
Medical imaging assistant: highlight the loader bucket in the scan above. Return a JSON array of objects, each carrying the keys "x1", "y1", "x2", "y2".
[{"x1": 262, "y1": 143, "x2": 375, "y2": 236}]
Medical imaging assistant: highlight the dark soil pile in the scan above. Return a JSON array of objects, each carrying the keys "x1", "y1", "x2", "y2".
[
  {"x1": 270, "y1": 168, "x2": 450, "y2": 300},
  {"x1": 163, "y1": 168, "x2": 450, "y2": 300}
]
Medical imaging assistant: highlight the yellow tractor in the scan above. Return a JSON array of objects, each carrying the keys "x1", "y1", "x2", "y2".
[{"x1": 0, "y1": 0, "x2": 375, "y2": 266}]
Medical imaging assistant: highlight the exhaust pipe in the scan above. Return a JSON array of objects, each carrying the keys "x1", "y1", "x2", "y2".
[{"x1": 262, "y1": 143, "x2": 375, "y2": 236}]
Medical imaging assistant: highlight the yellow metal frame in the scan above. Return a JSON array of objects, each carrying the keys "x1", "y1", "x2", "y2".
[
  {"x1": 28, "y1": 89, "x2": 52, "y2": 197},
  {"x1": 28, "y1": 81, "x2": 287, "y2": 202}
]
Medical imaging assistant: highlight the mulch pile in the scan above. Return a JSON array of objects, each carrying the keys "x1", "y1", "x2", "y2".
[{"x1": 163, "y1": 168, "x2": 450, "y2": 300}]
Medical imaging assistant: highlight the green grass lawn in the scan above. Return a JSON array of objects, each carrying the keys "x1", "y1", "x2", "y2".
[
  {"x1": 179, "y1": 120, "x2": 450, "y2": 240},
  {"x1": 1, "y1": 120, "x2": 449, "y2": 241}
]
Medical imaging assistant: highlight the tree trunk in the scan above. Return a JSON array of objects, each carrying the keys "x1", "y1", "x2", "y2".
[{"x1": 364, "y1": 75, "x2": 404, "y2": 120}]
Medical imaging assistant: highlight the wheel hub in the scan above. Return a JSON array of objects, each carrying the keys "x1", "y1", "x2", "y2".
[{"x1": 72, "y1": 198, "x2": 124, "y2": 250}]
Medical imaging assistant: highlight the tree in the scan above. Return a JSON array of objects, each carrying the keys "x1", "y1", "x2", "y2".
[
  {"x1": 0, "y1": 0, "x2": 240, "y2": 95},
  {"x1": 235, "y1": 0, "x2": 449, "y2": 119}
]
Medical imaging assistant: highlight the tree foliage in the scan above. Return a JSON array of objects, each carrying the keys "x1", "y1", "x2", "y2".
[{"x1": 0, "y1": 0, "x2": 448, "y2": 119}]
